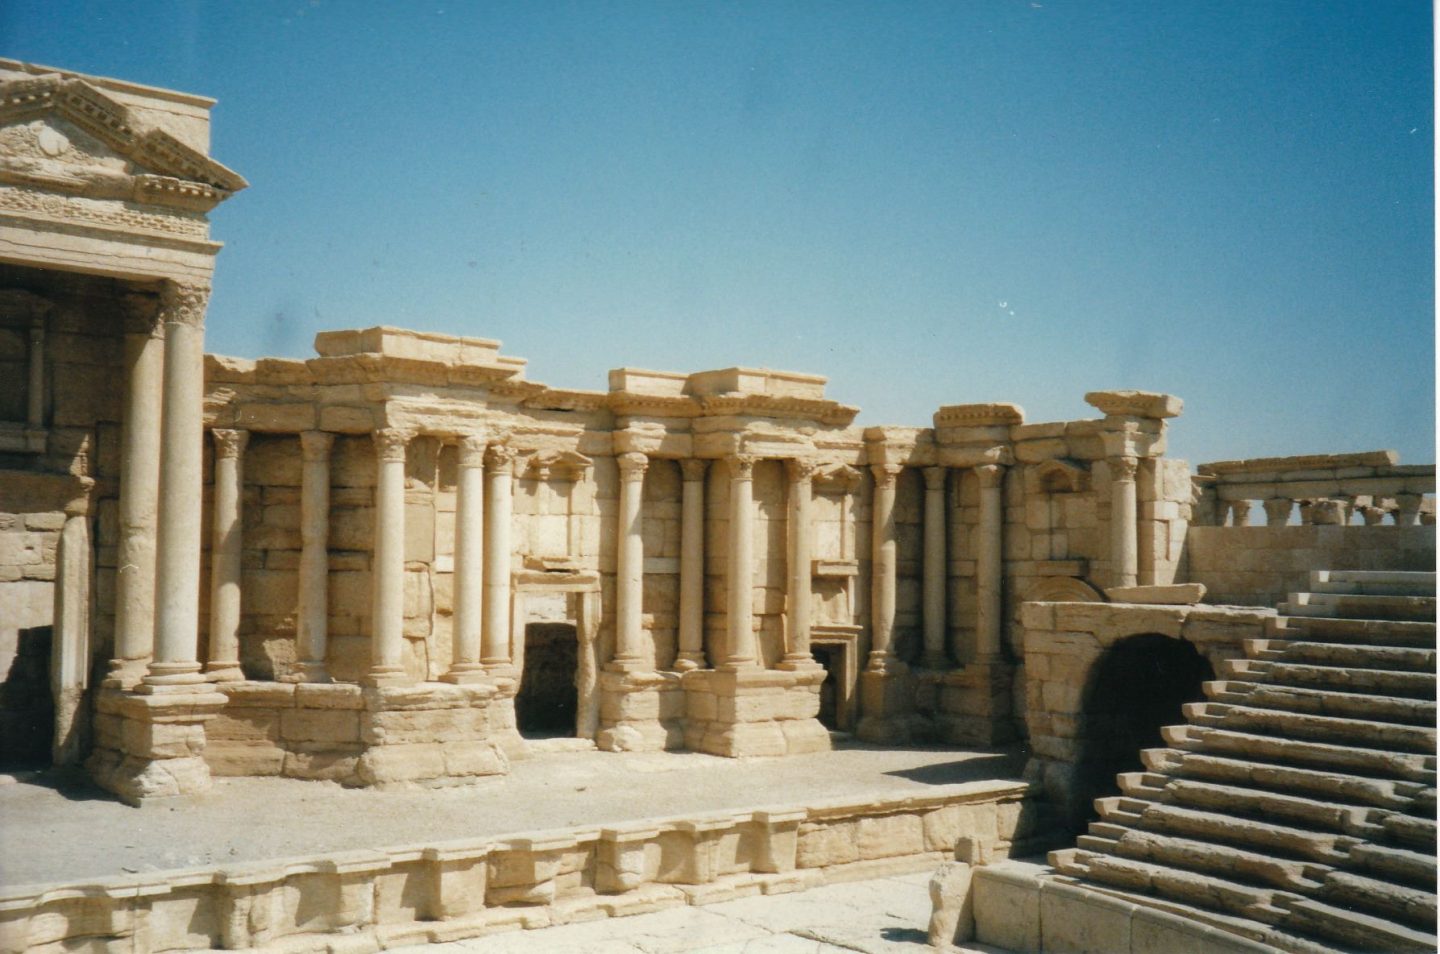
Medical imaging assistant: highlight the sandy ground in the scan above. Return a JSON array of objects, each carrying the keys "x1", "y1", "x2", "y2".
[{"x1": 0, "y1": 742, "x2": 1026, "y2": 889}]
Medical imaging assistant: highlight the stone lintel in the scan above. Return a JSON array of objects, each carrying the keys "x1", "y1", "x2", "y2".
[
  {"x1": 1083, "y1": 390, "x2": 1182, "y2": 420},
  {"x1": 933, "y1": 403, "x2": 1024, "y2": 429},
  {"x1": 1197, "y1": 449, "x2": 1401, "y2": 477}
]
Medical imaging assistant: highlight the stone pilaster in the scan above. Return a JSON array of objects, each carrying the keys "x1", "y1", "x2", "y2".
[
  {"x1": 921, "y1": 466, "x2": 948, "y2": 669},
  {"x1": 674, "y1": 459, "x2": 707, "y2": 671},
  {"x1": 444, "y1": 434, "x2": 487, "y2": 684},
  {"x1": 365, "y1": 427, "x2": 411, "y2": 687},
  {"x1": 289, "y1": 430, "x2": 334, "y2": 683},
  {"x1": 205, "y1": 428, "x2": 248, "y2": 684},
  {"x1": 145, "y1": 281, "x2": 210, "y2": 690},
  {"x1": 1108, "y1": 455, "x2": 1139, "y2": 589},
  {"x1": 483, "y1": 443, "x2": 518, "y2": 669},
  {"x1": 723, "y1": 455, "x2": 758, "y2": 670},
  {"x1": 610, "y1": 451, "x2": 649, "y2": 673},
  {"x1": 780, "y1": 458, "x2": 819, "y2": 671},
  {"x1": 109, "y1": 306, "x2": 165, "y2": 688}
]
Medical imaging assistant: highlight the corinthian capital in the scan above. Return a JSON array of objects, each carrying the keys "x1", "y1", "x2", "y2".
[
  {"x1": 725, "y1": 454, "x2": 757, "y2": 480},
  {"x1": 871, "y1": 462, "x2": 903, "y2": 489},
  {"x1": 785, "y1": 458, "x2": 820, "y2": 483},
  {"x1": 373, "y1": 427, "x2": 412, "y2": 462},
  {"x1": 212, "y1": 429, "x2": 249, "y2": 460},
  {"x1": 458, "y1": 433, "x2": 488, "y2": 467},
  {"x1": 485, "y1": 443, "x2": 520, "y2": 474},
  {"x1": 1110, "y1": 455, "x2": 1139, "y2": 483},
  {"x1": 617, "y1": 451, "x2": 650, "y2": 480},
  {"x1": 159, "y1": 281, "x2": 211, "y2": 329}
]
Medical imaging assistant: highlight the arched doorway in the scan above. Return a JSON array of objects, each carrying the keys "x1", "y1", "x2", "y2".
[{"x1": 1073, "y1": 634, "x2": 1213, "y2": 830}]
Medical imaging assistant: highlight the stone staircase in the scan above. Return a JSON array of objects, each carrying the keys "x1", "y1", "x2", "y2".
[{"x1": 1050, "y1": 570, "x2": 1438, "y2": 953}]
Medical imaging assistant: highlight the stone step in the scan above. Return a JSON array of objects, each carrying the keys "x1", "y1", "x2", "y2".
[
  {"x1": 1061, "y1": 848, "x2": 1295, "y2": 927},
  {"x1": 1161, "y1": 725, "x2": 1436, "y2": 785},
  {"x1": 1116, "y1": 798, "x2": 1352, "y2": 865},
  {"x1": 1275, "y1": 894, "x2": 1440, "y2": 954},
  {"x1": 1184, "y1": 702, "x2": 1437, "y2": 754},
  {"x1": 1116, "y1": 771, "x2": 1169, "y2": 800},
  {"x1": 1101, "y1": 827, "x2": 1330, "y2": 894},
  {"x1": 1229, "y1": 658, "x2": 1437, "y2": 699},
  {"x1": 1141, "y1": 748, "x2": 1427, "y2": 811},
  {"x1": 1312, "y1": 570, "x2": 1437, "y2": 596},
  {"x1": 1268, "y1": 614, "x2": 1437, "y2": 647},
  {"x1": 1383, "y1": 813, "x2": 1438, "y2": 851},
  {"x1": 1203, "y1": 680, "x2": 1436, "y2": 726},
  {"x1": 1157, "y1": 777, "x2": 1379, "y2": 837},
  {"x1": 1317, "y1": 869, "x2": 1438, "y2": 932},
  {"x1": 1344, "y1": 842, "x2": 1438, "y2": 892},
  {"x1": 1243, "y1": 639, "x2": 1437, "y2": 674},
  {"x1": 1278, "y1": 592, "x2": 1437, "y2": 623}
]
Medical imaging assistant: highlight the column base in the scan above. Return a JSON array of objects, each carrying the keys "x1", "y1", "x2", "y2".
[
  {"x1": 776, "y1": 653, "x2": 822, "y2": 672},
  {"x1": 855, "y1": 669, "x2": 924, "y2": 744},
  {"x1": 596, "y1": 670, "x2": 682, "y2": 752},
  {"x1": 361, "y1": 666, "x2": 411, "y2": 688},
  {"x1": 277, "y1": 661, "x2": 331, "y2": 684},
  {"x1": 141, "y1": 660, "x2": 206, "y2": 688},
  {"x1": 440, "y1": 664, "x2": 489, "y2": 685},
  {"x1": 87, "y1": 685, "x2": 228, "y2": 805},
  {"x1": 101, "y1": 657, "x2": 150, "y2": 690},
  {"x1": 672, "y1": 652, "x2": 705, "y2": 672},
  {"x1": 681, "y1": 668, "x2": 830, "y2": 758},
  {"x1": 205, "y1": 662, "x2": 247, "y2": 684}
]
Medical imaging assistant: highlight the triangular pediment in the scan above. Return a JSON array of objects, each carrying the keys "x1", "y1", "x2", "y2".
[{"x1": 0, "y1": 74, "x2": 245, "y2": 206}]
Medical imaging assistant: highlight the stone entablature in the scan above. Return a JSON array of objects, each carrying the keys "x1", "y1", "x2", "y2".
[{"x1": 1193, "y1": 450, "x2": 1436, "y2": 528}]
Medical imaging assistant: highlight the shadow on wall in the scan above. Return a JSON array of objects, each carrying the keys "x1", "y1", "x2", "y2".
[
  {"x1": 0, "y1": 625, "x2": 53, "y2": 769},
  {"x1": 1071, "y1": 633, "x2": 1213, "y2": 833}
]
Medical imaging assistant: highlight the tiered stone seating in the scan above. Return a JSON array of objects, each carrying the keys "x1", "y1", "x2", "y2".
[{"x1": 1051, "y1": 570, "x2": 1437, "y2": 953}]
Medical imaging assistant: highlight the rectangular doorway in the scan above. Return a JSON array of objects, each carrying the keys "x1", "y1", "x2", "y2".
[{"x1": 515, "y1": 622, "x2": 578, "y2": 739}]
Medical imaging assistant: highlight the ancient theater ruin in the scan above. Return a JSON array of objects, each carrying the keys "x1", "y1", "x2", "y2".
[{"x1": 0, "y1": 61, "x2": 1434, "y2": 954}]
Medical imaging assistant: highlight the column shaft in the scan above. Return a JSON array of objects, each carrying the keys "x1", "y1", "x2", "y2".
[
  {"x1": 366, "y1": 428, "x2": 410, "y2": 685},
  {"x1": 292, "y1": 430, "x2": 333, "y2": 682},
  {"x1": 51, "y1": 489, "x2": 91, "y2": 764},
  {"x1": 145, "y1": 283, "x2": 209, "y2": 687},
  {"x1": 975, "y1": 464, "x2": 1005, "y2": 659},
  {"x1": 611, "y1": 452, "x2": 649, "y2": 671},
  {"x1": 446, "y1": 435, "x2": 487, "y2": 682},
  {"x1": 782, "y1": 459, "x2": 817, "y2": 668},
  {"x1": 724, "y1": 456, "x2": 758, "y2": 669},
  {"x1": 1110, "y1": 455, "x2": 1139, "y2": 588},
  {"x1": 482, "y1": 444, "x2": 517, "y2": 668},
  {"x1": 921, "y1": 466, "x2": 948, "y2": 668},
  {"x1": 110, "y1": 320, "x2": 164, "y2": 686},
  {"x1": 206, "y1": 429, "x2": 248, "y2": 682},
  {"x1": 675, "y1": 459, "x2": 707, "y2": 670},
  {"x1": 868, "y1": 464, "x2": 902, "y2": 672},
  {"x1": 26, "y1": 317, "x2": 43, "y2": 430}
]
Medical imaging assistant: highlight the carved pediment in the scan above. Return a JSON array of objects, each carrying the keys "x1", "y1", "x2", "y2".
[{"x1": 0, "y1": 75, "x2": 246, "y2": 210}]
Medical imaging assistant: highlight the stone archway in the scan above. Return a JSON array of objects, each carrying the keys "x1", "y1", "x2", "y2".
[{"x1": 1072, "y1": 633, "x2": 1213, "y2": 830}]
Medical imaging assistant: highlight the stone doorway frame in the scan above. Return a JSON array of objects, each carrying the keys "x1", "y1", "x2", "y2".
[
  {"x1": 810, "y1": 623, "x2": 860, "y2": 732},
  {"x1": 510, "y1": 568, "x2": 601, "y2": 740}
]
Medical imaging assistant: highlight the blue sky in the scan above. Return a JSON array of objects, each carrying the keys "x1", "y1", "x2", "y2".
[{"x1": 5, "y1": 1, "x2": 1433, "y2": 466}]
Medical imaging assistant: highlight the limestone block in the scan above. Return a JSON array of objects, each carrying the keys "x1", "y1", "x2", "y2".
[
  {"x1": 928, "y1": 861, "x2": 975, "y2": 948},
  {"x1": 280, "y1": 708, "x2": 360, "y2": 743},
  {"x1": 1040, "y1": 879, "x2": 1134, "y2": 954},
  {"x1": 208, "y1": 710, "x2": 280, "y2": 741},
  {"x1": 294, "y1": 683, "x2": 366, "y2": 709},
  {"x1": 236, "y1": 402, "x2": 316, "y2": 431},
  {"x1": 330, "y1": 511, "x2": 375, "y2": 554},
  {"x1": 319, "y1": 405, "x2": 375, "y2": 433},
  {"x1": 972, "y1": 865, "x2": 1041, "y2": 953},
  {"x1": 796, "y1": 821, "x2": 860, "y2": 868},
  {"x1": 283, "y1": 744, "x2": 362, "y2": 782},
  {"x1": 853, "y1": 812, "x2": 925, "y2": 861},
  {"x1": 778, "y1": 718, "x2": 831, "y2": 754},
  {"x1": 121, "y1": 719, "x2": 207, "y2": 759},
  {"x1": 1015, "y1": 438, "x2": 1067, "y2": 463},
  {"x1": 356, "y1": 742, "x2": 446, "y2": 785},
  {"x1": 362, "y1": 706, "x2": 487, "y2": 745},
  {"x1": 442, "y1": 739, "x2": 508, "y2": 777},
  {"x1": 205, "y1": 740, "x2": 285, "y2": 777}
]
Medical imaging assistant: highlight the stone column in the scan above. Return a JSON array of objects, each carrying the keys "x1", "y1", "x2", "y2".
[
  {"x1": 109, "y1": 309, "x2": 165, "y2": 687},
  {"x1": 51, "y1": 481, "x2": 93, "y2": 765},
  {"x1": 1109, "y1": 455, "x2": 1139, "y2": 589},
  {"x1": 611, "y1": 451, "x2": 649, "y2": 672},
  {"x1": 781, "y1": 458, "x2": 818, "y2": 670},
  {"x1": 205, "y1": 429, "x2": 248, "y2": 683},
  {"x1": 445, "y1": 434, "x2": 487, "y2": 683},
  {"x1": 723, "y1": 455, "x2": 758, "y2": 670},
  {"x1": 365, "y1": 427, "x2": 411, "y2": 686},
  {"x1": 483, "y1": 444, "x2": 518, "y2": 669},
  {"x1": 868, "y1": 463, "x2": 903, "y2": 673},
  {"x1": 1394, "y1": 493, "x2": 1423, "y2": 526},
  {"x1": 1262, "y1": 497, "x2": 1293, "y2": 527},
  {"x1": 290, "y1": 430, "x2": 334, "y2": 682},
  {"x1": 675, "y1": 459, "x2": 708, "y2": 671},
  {"x1": 922, "y1": 466, "x2": 948, "y2": 669},
  {"x1": 974, "y1": 463, "x2": 1006, "y2": 659},
  {"x1": 144, "y1": 282, "x2": 210, "y2": 689}
]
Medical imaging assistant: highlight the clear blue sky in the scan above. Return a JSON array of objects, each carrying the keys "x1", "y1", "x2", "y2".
[{"x1": 5, "y1": 1, "x2": 1434, "y2": 466}]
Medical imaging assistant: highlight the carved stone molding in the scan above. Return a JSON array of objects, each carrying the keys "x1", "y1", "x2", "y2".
[
  {"x1": 158, "y1": 280, "x2": 209, "y2": 329},
  {"x1": 785, "y1": 458, "x2": 820, "y2": 483},
  {"x1": 617, "y1": 451, "x2": 649, "y2": 480},
  {"x1": 372, "y1": 427, "x2": 412, "y2": 463},
  {"x1": 457, "y1": 434, "x2": 487, "y2": 468},
  {"x1": 211, "y1": 429, "x2": 249, "y2": 460},
  {"x1": 1110, "y1": 455, "x2": 1139, "y2": 483}
]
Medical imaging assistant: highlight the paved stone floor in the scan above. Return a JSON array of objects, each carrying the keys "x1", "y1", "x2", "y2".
[
  {"x1": 0, "y1": 741, "x2": 1026, "y2": 888},
  {"x1": 391, "y1": 872, "x2": 1008, "y2": 954}
]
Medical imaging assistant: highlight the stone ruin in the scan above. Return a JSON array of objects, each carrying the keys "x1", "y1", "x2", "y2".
[{"x1": 0, "y1": 60, "x2": 1433, "y2": 953}]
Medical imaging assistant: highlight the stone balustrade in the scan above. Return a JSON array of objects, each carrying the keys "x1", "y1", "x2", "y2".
[{"x1": 1193, "y1": 450, "x2": 1435, "y2": 527}]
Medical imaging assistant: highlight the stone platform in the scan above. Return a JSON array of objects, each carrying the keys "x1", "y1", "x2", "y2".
[{"x1": 0, "y1": 743, "x2": 1044, "y2": 953}]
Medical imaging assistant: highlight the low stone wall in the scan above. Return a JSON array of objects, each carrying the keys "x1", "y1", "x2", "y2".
[
  {"x1": 973, "y1": 861, "x2": 1279, "y2": 953},
  {"x1": 0, "y1": 781, "x2": 1040, "y2": 953},
  {"x1": 1182, "y1": 524, "x2": 1435, "y2": 607},
  {"x1": 202, "y1": 681, "x2": 511, "y2": 788},
  {"x1": 1018, "y1": 601, "x2": 1272, "y2": 827}
]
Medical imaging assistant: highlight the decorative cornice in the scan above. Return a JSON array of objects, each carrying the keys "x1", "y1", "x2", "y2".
[
  {"x1": 1084, "y1": 389, "x2": 1182, "y2": 420},
  {"x1": 933, "y1": 403, "x2": 1023, "y2": 429}
]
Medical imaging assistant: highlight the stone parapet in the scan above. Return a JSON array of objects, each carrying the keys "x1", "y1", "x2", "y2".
[{"x1": 0, "y1": 780, "x2": 1038, "y2": 953}]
